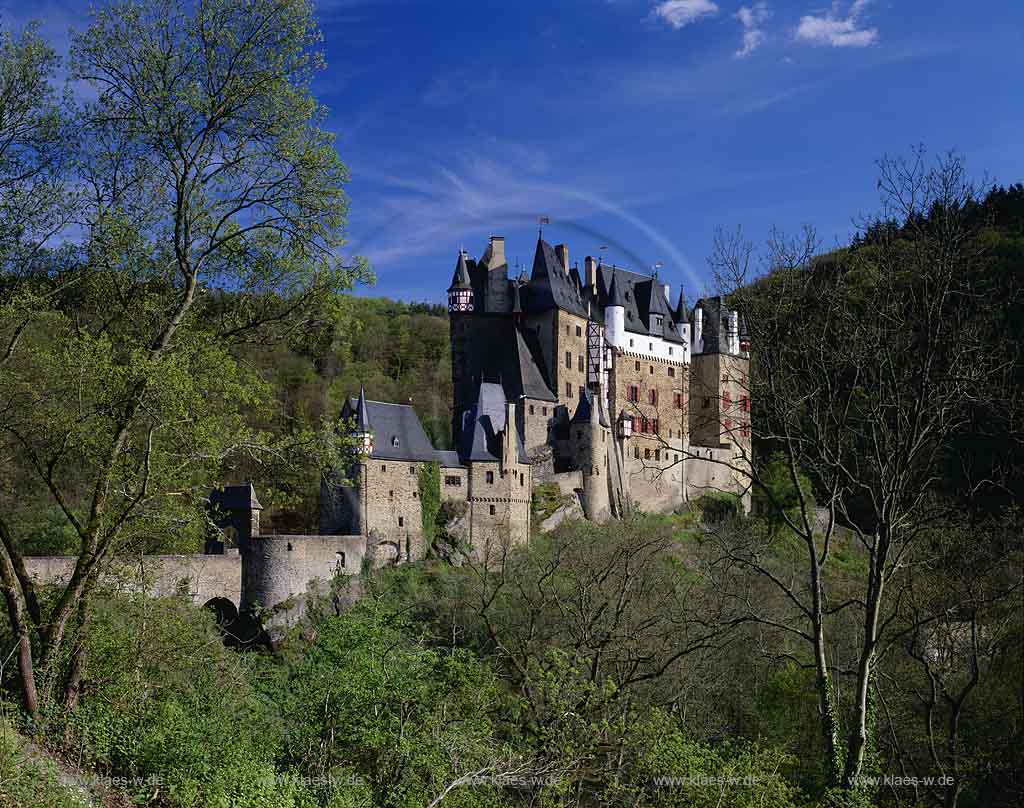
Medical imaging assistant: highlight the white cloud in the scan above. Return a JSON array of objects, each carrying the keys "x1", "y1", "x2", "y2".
[
  {"x1": 795, "y1": 0, "x2": 878, "y2": 48},
  {"x1": 734, "y1": 2, "x2": 770, "y2": 57},
  {"x1": 652, "y1": 0, "x2": 719, "y2": 29}
]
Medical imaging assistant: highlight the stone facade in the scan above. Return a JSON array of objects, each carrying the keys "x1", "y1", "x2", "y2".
[{"x1": 448, "y1": 234, "x2": 752, "y2": 519}]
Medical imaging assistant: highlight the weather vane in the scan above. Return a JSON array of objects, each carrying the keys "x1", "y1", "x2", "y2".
[{"x1": 538, "y1": 215, "x2": 550, "y2": 237}]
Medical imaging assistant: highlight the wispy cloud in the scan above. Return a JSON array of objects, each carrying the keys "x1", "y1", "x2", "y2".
[
  {"x1": 735, "y1": 2, "x2": 770, "y2": 57},
  {"x1": 652, "y1": 0, "x2": 719, "y2": 30},
  {"x1": 795, "y1": 0, "x2": 878, "y2": 48}
]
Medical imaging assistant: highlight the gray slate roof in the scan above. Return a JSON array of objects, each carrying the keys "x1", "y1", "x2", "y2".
[
  {"x1": 457, "y1": 317, "x2": 557, "y2": 402},
  {"x1": 523, "y1": 238, "x2": 589, "y2": 318},
  {"x1": 209, "y1": 482, "x2": 262, "y2": 511},
  {"x1": 596, "y1": 264, "x2": 685, "y2": 344},
  {"x1": 458, "y1": 382, "x2": 530, "y2": 464},
  {"x1": 340, "y1": 397, "x2": 456, "y2": 464},
  {"x1": 694, "y1": 296, "x2": 736, "y2": 355}
]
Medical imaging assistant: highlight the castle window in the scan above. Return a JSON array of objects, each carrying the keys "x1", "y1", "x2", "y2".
[
  {"x1": 741, "y1": 422, "x2": 750, "y2": 438},
  {"x1": 668, "y1": 366, "x2": 675, "y2": 377},
  {"x1": 542, "y1": 406, "x2": 548, "y2": 416},
  {"x1": 529, "y1": 404, "x2": 535, "y2": 415},
  {"x1": 287, "y1": 542, "x2": 293, "y2": 551},
  {"x1": 669, "y1": 347, "x2": 674, "y2": 356},
  {"x1": 723, "y1": 391, "x2": 731, "y2": 407},
  {"x1": 640, "y1": 416, "x2": 649, "y2": 433},
  {"x1": 565, "y1": 352, "x2": 571, "y2": 369},
  {"x1": 576, "y1": 325, "x2": 582, "y2": 337},
  {"x1": 627, "y1": 385, "x2": 639, "y2": 402},
  {"x1": 649, "y1": 365, "x2": 654, "y2": 374},
  {"x1": 566, "y1": 324, "x2": 570, "y2": 335},
  {"x1": 674, "y1": 392, "x2": 683, "y2": 409},
  {"x1": 381, "y1": 464, "x2": 387, "y2": 472},
  {"x1": 644, "y1": 448, "x2": 651, "y2": 459},
  {"x1": 724, "y1": 418, "x2": 733, "y2": 430},
  {"x1": 398, "y1": 516, "x2": 404, "y2": 527},
  {"x1": 389, "y1": 490, "x2": 394, "y2": 499},
  {"x1": 445, "y1": 475, "x2": 462, "y2": 486},
  {"x1": 486, "y1": 471, "x2": 494, "y2": 484},
  {"x1": 489, "y1": 505, "x2": 496, "y2": 515},
  {"x1": 649, "y1": 343, "x2": 653, "y2": 351},
  {"x1": 520, "y1": 472, "x2": 525, "y2": 486},
  {"x1": 655, "y1": 449, "x2": 661, "y2": 461},
  {"x1": 578, "y1": 355, "x2": 584, "y2": 372},
  {"x1": 578, "y1": 385, "x2": 584, "y2": 399},
  {"x1": 649, "y1": 389, "x2": 658, "y2": 405},
  {"x1": 409, "y1": 465, "x2": 416, "y2": 474},
  {"x1": 635, "y1": 361, "x2": 641, "y2": 371},
  {"x1": 629, "y1": 339, "x2": 634, "y2": 347},
  {"x1": 634, "y1": 447, "x2": 640, "y2": 459},
  {"x1": 674, "y1": 453, "x2": 680, "y2": 462},
  {"x1": 740, "y1": 396, "x2": 750, "y2": 413},
  {"x1": 566, "y1": 383, "x2": 573, "y2": 398},
  {"x1": 392, "y1": 435, "x2": 399, "y2": 447},
  {"x1": 702, "y1": 397, "x2": 711, "y2": 409},
  {"x1": 652, "y1": 419, "x2": 659, "y2": 434},
  {"x1": 337, "y1": 551, "x2": 346, "y2": 569}
]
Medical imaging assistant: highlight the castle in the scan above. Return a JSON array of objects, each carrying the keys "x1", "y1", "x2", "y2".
[
  {"x1": 323, "y1": 232, "x2": 752, "y2": 560},
  {"x1": 26, "y1": 233, "x2": 753, "y2": 625}
]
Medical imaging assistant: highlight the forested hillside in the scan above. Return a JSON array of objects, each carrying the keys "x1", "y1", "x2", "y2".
[{"x1": 1, "y1": 2, "x2": 1021, "y2": 807}]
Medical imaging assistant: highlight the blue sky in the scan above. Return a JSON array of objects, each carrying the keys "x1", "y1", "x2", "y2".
[{"x1": 5, "y1": 0, "x2": 1024, "y2": 303}]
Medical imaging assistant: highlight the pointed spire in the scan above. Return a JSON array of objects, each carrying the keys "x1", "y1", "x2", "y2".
[
  {"x1": 675, "y1": 286, "x2": 688, "y2": 323},
  {"x1": 355, "y1": 385, "x2": 371, "y2": 432},
  {"x1": 607, "y1": 271, "x2": 625, "y2": 307},
  {"x1": 448, "y1": 250, "x2": 471, "y2": 291}
]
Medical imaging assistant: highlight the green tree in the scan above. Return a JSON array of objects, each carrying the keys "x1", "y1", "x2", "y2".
[{"x1": 0, "y1": 0, "x2": 365, "y2": 719}]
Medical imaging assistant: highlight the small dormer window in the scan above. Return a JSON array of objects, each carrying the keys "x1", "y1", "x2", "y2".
[{"x1": 392, "y1": 436, "x2": 399, "y2": 447}]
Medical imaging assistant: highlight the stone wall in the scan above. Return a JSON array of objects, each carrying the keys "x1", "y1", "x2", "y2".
[
  {"x1": 362, "y1": 459, "x2": 427, "y2": 563},
  {"x1": 242, "y1": 534, "x2": 364, "y2": 612},
  {"x1": 608, "y1": 345, "x2": 688, "y2": 513},
  {"x1": 25, "y1": 553, "x2": 243, "y2": 608}
]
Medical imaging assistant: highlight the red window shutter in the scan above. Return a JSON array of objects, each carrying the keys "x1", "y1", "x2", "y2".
[{"x1": 723, "y1": 391, "x2": 731, "y2": 406}]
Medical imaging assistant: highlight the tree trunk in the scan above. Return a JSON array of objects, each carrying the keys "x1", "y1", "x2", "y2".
[{"x1": 0, "y1": 543, "x2": 39, "y2": 718}]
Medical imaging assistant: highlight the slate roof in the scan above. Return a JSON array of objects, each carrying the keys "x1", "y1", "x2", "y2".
[
  {"x1": 340, "y1": 397, "x2": 455, "y2": 463},
  {"x1": 448, "y1": 251, "x2": 472, "y2": 291},
  {"x1": 522, "y1": 238, "x2": 589, "y2": 318},
  {"x1": 457, "y1": 317, "x2": 557, "y2": 402},
  {"x1": 596, "y1": 264, "x2": 685, "y2": 344},
  {"x1": 693, "y1": 296, "x2": 735, "y2": 355},
  {"x1": 458, "y1": 382, "x2": 530, "y2": 464},
  {"x1": 209, "y1": 482, "x2": 262, "y2": 512},
  {"x1": 570, "y1": 387, "x2": 610, "y2": 427}
]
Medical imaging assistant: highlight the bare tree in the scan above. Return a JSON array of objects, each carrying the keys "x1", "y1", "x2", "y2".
[{"x1": 698, "y1": 149, "x2": 1012, "y2": 789}]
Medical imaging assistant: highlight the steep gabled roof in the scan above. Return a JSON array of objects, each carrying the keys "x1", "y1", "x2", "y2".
[
  {"x1": 458, "y1": 318, "x2": 557, "y2": 403},
  {"x1": 523, "y1": 238, "x2": 588, "y2": 317},
  {"x1": 570, "y1": 387, "x2": 609, "y2": 427},
  {"x1": 209, "y1": 482, "x2": 262, "y2": 512},
  {"x1": 457, "y1": 382, "x2": 530, "y2": 464},
  {"x1": 596, "y1": 264, "x2": 685, "y2": 344},
  {"x1": 448, "y1": 251, "x2": 472, "y2": 291},
  {"x1": 341, "y1": 396, "x2": 450, "y2": 463},
  {"x1": 675, "y1": 287, "x2": 688, "y2": 324}
]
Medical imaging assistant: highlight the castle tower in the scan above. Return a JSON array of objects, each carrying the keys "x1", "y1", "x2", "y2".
[
  {"x1": 448, "y1": 250, "x2": 475, "y2": 439},
  {"x1": 688, "y1": 296, "x2": 752, "y2": 510},
  {"x1": 207, "y1": 483, "x2": 262, "y2": 551},
  {"x1": 604, "y1": 273, "x2": 625, "y2": 349},
  {"x1": 570, "y1": 389, "x2": 611, "y2": 521}
]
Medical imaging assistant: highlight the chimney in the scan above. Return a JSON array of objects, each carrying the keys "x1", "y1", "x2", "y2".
[
  {"x1": 488, "y1": 235, "x2": 505, "y2": 267},
  {"x1": 584, "y1": 256, "x2": 598, "y2": 291},
  {"x1": 554, "y1": 244, "x2": 569, "y2": 275},
  {"x1": 663, "y1": 283, "x2": 671, "y2": 303}
]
